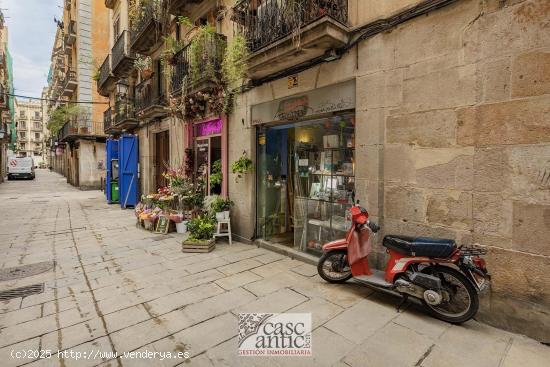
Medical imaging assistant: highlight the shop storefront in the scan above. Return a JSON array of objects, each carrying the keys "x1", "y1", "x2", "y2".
[{"x1": 253, "y1": 80, "x2": 356, "y2": 256}]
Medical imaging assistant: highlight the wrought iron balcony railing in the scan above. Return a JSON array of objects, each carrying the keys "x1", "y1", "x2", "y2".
[
  {"x1": 112, "y1": 30, "x2": 135, "y2": 76},
  {"x1": 64, "y1": 20, "x2": 77, "y2": 46},
  {"x1": 233, "y1": 0, "x2": 348, "y2": 53},
  {"x1": 63, "y1": 69, "x2": 77, "y2": 96},
  {"x1": 130, "y1": 0, "x2": 162, "y2": 54},
  {"x1": 135, "y1": 77, "x2": 167, "y2": 114},
  {"x1": 114, "y1": 97, "x2": 136, "y2": 126},
  {"x1": 98, "y1": 55, "x2": 111, "y2": 88},
  {"x1": 170, "y1": 32, "x2": 226, "y2": 95},
  {"x1": 104, "y1": 107, "x2": 113, "y2": 132}
]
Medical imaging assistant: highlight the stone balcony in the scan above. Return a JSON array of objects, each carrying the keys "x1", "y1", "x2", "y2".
[{"x1": 232, "y1": 0, "x2": 350, "y2": 80}]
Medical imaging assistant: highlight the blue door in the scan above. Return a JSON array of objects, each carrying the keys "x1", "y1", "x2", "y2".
[
  {"x1": 106, "y1": 139, "x2": 119, "y2": 203},
  {"x1": 119, "y1": 135, "x2": 139, "y2": 208}
]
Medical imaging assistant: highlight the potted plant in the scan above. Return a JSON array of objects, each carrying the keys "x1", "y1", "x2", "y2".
[
  {"x1": 231, "y1": 151, "x2": 253, "y2": 182},
  {"x1": 134, "y1": 55, "x2": 153, "y2": 79},
  {"x1": 182, "y1": 215, "x2": 216, "y2": 252},
  {"x1": 211, "y1": 196, "x2": 233, "y2": 221}
]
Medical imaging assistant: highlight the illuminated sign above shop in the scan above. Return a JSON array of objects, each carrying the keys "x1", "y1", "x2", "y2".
[{"x1": 195, "y1": 118, "x2": 222, "y2": 137}]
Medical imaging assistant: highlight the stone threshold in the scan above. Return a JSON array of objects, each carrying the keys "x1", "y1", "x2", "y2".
[{"x1": 254, "y1": 239, "x2": 319, "y2": 266}]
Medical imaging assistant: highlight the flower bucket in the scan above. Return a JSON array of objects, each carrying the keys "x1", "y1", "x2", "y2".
[
  {"x1": 176, "y1": 221, "x2": 188, "y2": 234},
  {"x1": 215, "y1": 212, "x2": 225, "y2": 221}
]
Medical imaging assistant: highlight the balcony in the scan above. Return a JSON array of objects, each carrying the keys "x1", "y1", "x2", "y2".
[
  {"x1": 97, "y1": 54, "x2": 116, "y2": 97},
  {"x1": 233, "y1": 0, "x2": 349, "y2": 79},
  {"x1": 113, "y1": 97, "x2": 138, "y2": 130},
  {"x1": 59, "y1": 116, "x2": 103, "y2": 142},
  {"x1": 135, "y1": 78, "x2": 169, "y2": 120},
  {"x1": 112, "y1": 30, "x2": 136, "y2": 77},
  {"x1": 64, "y1": 20, "x2": 77, "y2": 47},
  {"x1": 167, "y1": 0, "x2": 206, "y2": 15},
  {"x1": 103, "y1": 107, "x2": 119, "y2": 134},
  {"x1": 130, "y1": 1, "x2": 162, "y2": 55},
  {"x1": 170, "y1": 33, "x2": 226, "y2": 96},
  {"x1": 62, "y1": 70, "x2": 77, "y2": 97},
  {"x1": 0, "y1": 83, "x2": 7, "y2": 109}
]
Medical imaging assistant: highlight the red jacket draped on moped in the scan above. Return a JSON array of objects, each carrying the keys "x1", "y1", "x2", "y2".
[{"x1": 317, "y1": 202, "x2": 490, "y2": 323}]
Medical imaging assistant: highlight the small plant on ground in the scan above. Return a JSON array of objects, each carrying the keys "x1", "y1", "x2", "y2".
[{"x1": 187, "y1": 216, "x2": 215, "y2": 241}]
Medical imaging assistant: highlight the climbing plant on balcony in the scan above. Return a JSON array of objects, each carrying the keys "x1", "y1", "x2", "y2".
[
  {"x1": 221, "y1": 34, "x2": 249, "y2": 114},
  {"x1": 47, "y1": 105, "x2": 84, "y2": 135},
  {"x1": 189, "y1": 24, "x2": 217, "y2": 84}
]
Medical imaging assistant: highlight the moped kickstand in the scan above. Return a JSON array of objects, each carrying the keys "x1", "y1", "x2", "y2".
[{"x1": 396, "y1": 294, "x2": 409, "y2": 313}]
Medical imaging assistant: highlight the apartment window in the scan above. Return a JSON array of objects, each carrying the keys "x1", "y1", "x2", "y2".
[
  {"x1": 20, "y1": 131, "x2": 26, "y2": 138},
  {"x1": 20, "y1": 143, "x2": 26, "y2": 150},
  {"x1": 34, "y1": 111, "x2": 40, "y2": 119},
  {"x1": 34, "y1": 121, "x2": 40, "y2": 129},
  {"x1": 19, "y1": 121, "x2": 26, "y2": 129},
  {"x1": 20, "y1": 110, "x2": 25, "y2": 118},
  {"x1": 35, "y1": 132, "x2": 41, "y2": 140}
]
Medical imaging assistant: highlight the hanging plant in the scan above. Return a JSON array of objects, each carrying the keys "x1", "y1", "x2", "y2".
[
  {"x1": 231, "y1": 151, "x2": 253, "y2": 182},
  {"x1": 222, "y1": 34, "x2": 249, "y2": 87}
]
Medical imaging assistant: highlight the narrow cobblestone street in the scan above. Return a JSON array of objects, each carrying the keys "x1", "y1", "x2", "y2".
[{"x1": 0, "y1": 170, "x2": 548, "y2": 367}]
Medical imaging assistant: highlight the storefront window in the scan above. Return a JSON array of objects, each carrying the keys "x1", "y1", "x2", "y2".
[{"x1": 256, "y1": 113, "x2": 355, "y2": 256}]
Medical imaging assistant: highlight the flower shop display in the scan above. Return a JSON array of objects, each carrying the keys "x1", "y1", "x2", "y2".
[{"x1": 134, "y1": 164, "x2": 207, "y2": 234}]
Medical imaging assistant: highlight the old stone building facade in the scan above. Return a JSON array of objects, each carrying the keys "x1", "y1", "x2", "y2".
[
  {"x1": 14, "y1": 99, "x2": 47, "y2": 165},
  {"x1": 46, "y1": 0, "x2": 110, "y2": 189},
  {"x1": 93, "y1": 0, "x2": 549, "y2": 341}
]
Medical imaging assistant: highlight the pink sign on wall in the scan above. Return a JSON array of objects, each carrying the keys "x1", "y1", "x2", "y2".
[{"x1": 195, "y1": 118, "x2": 222, "y2": 137}]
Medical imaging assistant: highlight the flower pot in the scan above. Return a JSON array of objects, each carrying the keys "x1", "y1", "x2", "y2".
[
  {"x1": 215, "y1": 212, "x2": 225, "y2": 221},
  {"x1": 223, "y1": 210, "x2": 230, "y2": 220},
  {"x1": 142, "y1": 69, "x2": 153, "y2": 79},
  {"x1": 176, "y1": 221, "x2": 187, "y2": 234}
]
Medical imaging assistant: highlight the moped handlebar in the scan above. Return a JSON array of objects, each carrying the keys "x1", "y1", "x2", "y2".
[{"x1": 367, "y1": 221, "x2": 380, "y2": 233}]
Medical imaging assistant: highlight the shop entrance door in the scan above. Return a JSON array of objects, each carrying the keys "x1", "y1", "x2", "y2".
[
  {"x1": 195, "y1": 136, "x2": 222, "y2": 195},
  {"x1": 155, "y1": 130, "x2": 170, "y2": 190}
]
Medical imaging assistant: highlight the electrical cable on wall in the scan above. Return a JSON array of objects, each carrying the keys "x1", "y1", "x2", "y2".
[{"x1": 6, "y1": 93, "x2": 109, "y2": 104}]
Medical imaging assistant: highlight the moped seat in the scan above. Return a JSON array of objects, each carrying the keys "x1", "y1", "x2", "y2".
[{"x1": 383, "y1": 235, "x2": 456, "y2": 258}]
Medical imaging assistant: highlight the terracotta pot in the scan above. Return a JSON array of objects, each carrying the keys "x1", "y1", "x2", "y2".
[{"x1": 142, "y1": 69, "x2": 153, "y2": 79}]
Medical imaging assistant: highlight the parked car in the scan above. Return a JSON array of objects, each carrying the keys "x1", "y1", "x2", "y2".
[{"x1": 7, "y1": 157, "x2": 36, "y2": 180}]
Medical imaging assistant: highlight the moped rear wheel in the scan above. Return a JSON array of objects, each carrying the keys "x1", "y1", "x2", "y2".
[
  {"x1": 421, "y1": 266, "x2": 479, "y2": 324},
  {"x1": 317, "y1": 250, "x2": 352, "y2": 283}
]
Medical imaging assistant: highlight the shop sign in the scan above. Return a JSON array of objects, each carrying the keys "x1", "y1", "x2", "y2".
[
  {"x1": 252, "y1": 80, "x2": 355, "y2": 125},
  {"x1": 275, "y1": 96, "x2": 309, "y2": 120},
  {"x1": 195, "y1": 118, "x2": 222, "y2": 137}
]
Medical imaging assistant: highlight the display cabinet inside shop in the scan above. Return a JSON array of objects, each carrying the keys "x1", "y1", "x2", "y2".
[{"x1": 293, "y1": 144, "x2": 355, "y2": 255}]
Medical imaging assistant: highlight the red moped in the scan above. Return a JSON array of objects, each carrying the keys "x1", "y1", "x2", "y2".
[{"x1": 317, "y1": 202, "x2": 490, "y2": 323}]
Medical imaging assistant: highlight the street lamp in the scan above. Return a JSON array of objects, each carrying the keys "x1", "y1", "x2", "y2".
[{"x1": 116, "y1": 79, "x2": 129, "y2": 98}]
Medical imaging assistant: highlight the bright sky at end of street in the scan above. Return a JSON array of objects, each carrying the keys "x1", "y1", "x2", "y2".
[{"x1": 2, "y1": 0, "x2": 61, "y2": 98}]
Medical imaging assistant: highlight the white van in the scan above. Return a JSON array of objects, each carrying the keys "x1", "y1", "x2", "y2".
[{"x1": 7, "y1": 157, "x2": 35, "y2": 180}]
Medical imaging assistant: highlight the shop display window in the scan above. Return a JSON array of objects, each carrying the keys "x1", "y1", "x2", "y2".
[{"x1": 256, "y1": 113, "x2": 355, "y2": 255}]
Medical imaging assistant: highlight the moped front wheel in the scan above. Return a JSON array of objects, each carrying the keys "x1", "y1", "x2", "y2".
[{"x1": 317, "y1": 250, "x2": 352, "y2": 283}]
